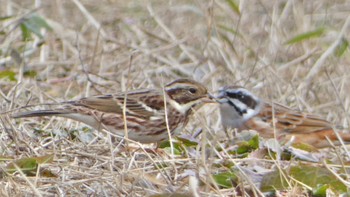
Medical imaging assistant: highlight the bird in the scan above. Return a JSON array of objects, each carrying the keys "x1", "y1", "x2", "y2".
[
  {"x1": 12, "y1": 79, "x2": 213, "y2": 144},
  {"x1": 214, "y1": 85, "x2": 350, "y2": 148}
]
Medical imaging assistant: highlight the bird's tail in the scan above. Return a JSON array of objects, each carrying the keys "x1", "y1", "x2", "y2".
[
  {"x1": 12, "y1": 110, "x2": 69, "y2": 119},
  {"x1": 316, "y1": 130, "x2": 350, "y2": 148},
  {"x1": 333, "y1": 132, "x2": 350, "y2": 143},
  {"x1": 291, "y1": 129, "x2": 350, "y2": 148}
]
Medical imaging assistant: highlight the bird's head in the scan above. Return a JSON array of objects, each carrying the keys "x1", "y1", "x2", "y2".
[{"x1": 165, "y1": 79, "x2": 212, "y2": 114}]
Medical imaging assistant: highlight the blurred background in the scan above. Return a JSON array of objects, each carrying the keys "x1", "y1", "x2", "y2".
[
  {"x1": 1, "y1": 0, "x2": 350, "y2": 195},
  {"x1": 2, "y1": 0, "x2": 350, "y2": 121}
]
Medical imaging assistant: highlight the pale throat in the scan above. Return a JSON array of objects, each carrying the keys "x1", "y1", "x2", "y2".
[
  {"x1": 227, "y1": 98, "x2": 260, "y2": 121},
  {"x1": 220, "y1": 102, "x2": 245, "y2": 128},
  {"x1": 167, "y1": 99, "x2": 197, "y2": 114}
]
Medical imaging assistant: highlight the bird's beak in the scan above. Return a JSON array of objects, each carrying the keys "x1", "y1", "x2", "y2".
[
  {"x1": 201, "y1": 94, "x2": 216, "y2": 103},
  {"x1": 215, "y1": 90, "x2": 226, "y2": 99},
  {"x1": 207, "y1": 91, "x2": 227, "y2": 103}
]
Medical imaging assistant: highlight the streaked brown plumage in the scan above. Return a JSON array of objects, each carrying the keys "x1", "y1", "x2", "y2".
[
  {"x1": 216, "y1": 86, "x2": 350, "y2": 148},
  {"x1": 13, "y1": 79, "x2": 212, "y2": 144}
]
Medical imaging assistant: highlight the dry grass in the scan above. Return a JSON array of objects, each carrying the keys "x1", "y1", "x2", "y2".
[{"x1": 1, "y1": 0, "x2": 350, "y2": 196}]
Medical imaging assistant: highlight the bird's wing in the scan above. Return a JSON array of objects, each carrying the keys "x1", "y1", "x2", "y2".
[
  {"x1": 259, "y1": 102, "x2": 333, "y2": 134},
  {"x1": 68, "y1": 89, "x2": 166, "y2": 119}
]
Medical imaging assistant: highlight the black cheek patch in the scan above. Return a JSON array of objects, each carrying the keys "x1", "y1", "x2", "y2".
[
  {"x1": 166, "y1": 89, "x2": 180, "y2": 100},
  {"x1": 167, "y1": 88, "x2": 205, "y2": 104},
  {"x1": 241, "y1": 96, "x2": 257, "y2": 109},
  {"x1": 226, "y1": 91, "x2": 257, "y2": 109},
  {"x1": 226, "y1": 92, "x2": 238, "y2": 99}
]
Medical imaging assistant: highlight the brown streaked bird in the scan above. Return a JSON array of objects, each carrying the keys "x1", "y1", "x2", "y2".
[
  {"x1": 215, "y1": 86, "x2": 350, "y2": 148},
  {"x1": 13, "y1": 79, "x2": 212, "y2": 144}
]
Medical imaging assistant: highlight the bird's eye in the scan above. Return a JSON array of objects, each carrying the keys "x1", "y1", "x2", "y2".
[
  {"x1": 238, "y1": 92, "x2": 245, "y2": 99},
  {"x1": 227, "y1": 91, "x2": 245, "y2": 100},
  {"x1": 189, "y1": 88, "x2": 197, "y2": 94}
]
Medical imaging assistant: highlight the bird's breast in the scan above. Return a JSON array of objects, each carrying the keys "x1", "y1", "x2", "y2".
[{"x1": 219, "y1": 103, "x2": 245, "y2": 129}]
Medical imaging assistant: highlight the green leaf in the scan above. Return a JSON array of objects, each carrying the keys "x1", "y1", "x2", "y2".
[
  {"x1": 176, "y1": 136, "x2": 198, "y2": 147},
  {"x1": 313, "y1": 184, "x2": 329, "y2": 197},
  {"x1": 248, "y1": 135, "x2": 259, "y2": 149},
  {"x1": 236, "y1": 141, "x2": 250, "y2": 154},
  {"x1": 291, "y1": 142, "x2": 318, "y2": 152},
  {"x1": 290, "y1": 165, "x2": 346, "y2": 192},
  {"x1": 29, "y1": 15, "x2": 52, "y2": 31},
  {"x1": 163, "y1": 146, "x2": 182, "y2": 155},
  {"x1": 6, "y1": 158, "x2": 38, "y2": 175},
  {"x1": 0, "y1": 15, "x2": 13, "y2": 21},
  {"x1": 5, "y1": 155, "x2": 54, "y2": 176},
  {"x1": 158, "y1": 140, "x2": 174, "y2": 148},
  {"x1": 225, "y1": 0, "x2": 240, "y2": 15},
  {"x1": 280, "y1": 149, "x2": 292, "y2": 160},
  {"x1": 0, "y1": 70, "x2": 16, "y2": 81},
  {"x1": 234, "y1": 134, "x2": 260, "y2": 155},
  {"x1": 334, "y1": 37, "x2": 349, "y2": 57},
  {"x1": 20, "y1": 14, "x2": 52, "y2": 40},
  {"x1": 260, "y1": 164, "x2": 347, "y2": 194},
  {"x1": 159, "y1": 140, "x2": 184, "y2": 155},
  {"x1": 213, "y1": 171, "x2": 238, "y2": 188},
  {"x1": 260, "y1": 169, "x2": 288, "y2": 191},
  {"x1": 20, "y1": 23, "x2": 32, "y2": 41},
  {"x1": 285, "y1": 28, "x2": 325, "y2": 45},
  {"x1": 23, "y1": 70, "x2": 37, "y2": 78}
]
